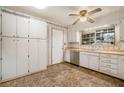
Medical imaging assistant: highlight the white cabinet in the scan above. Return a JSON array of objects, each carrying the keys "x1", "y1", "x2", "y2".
[
  {"x1": 38, "y1": 40, "x2": 47, "y2": 70},
  {"x1": 29, "y1": 39, "x2": 39, "y2": 72},
  {"x1": 89, "y1": 54, "x2": 99, "y2": 71},
  {"x1": 17, "y1": 16, "x2": 29, "y2": 38},
  {"x1": 2, "y1": 12, "x2": 16, "y2": 37},
  {"x1": 68, "y1": 30, "x2": 79, "y2": 42},
  {"x1": 100, "y1": 54, "x2": 119, "y2": 77},
  {"x1": 80, "y1": 52, "x2": 89, "y2": 68},
  {"x1": 119, "y1": 56, "x2": 124, "y2": 79},
  {"x1": 64, "y1": 51, "x2": 70, "y2": 62},
  {"x1": 2, "y1": 37, "x2": 16, "y2": 80},
  {"x1": 0, "y1": 10, "x2": 1, "y2": 34},
  {"x1": 0, "y1": 37, "x2": 1, "y2": 80},
  {"x1": 29, "y1": 39, "x2": 47, "y2": 73},
  {"x1": 119, "y1": 21, "x2": 124, "y2": 41},
  {"x1": 80, "y1": 52, "x2": 99, "y2": 71},
  {"x1": 17, "y1": 38, "x2": 29, "y2": 76},
  {"x1": 29, "y1": 19, "x2": 47, "y2": 39}
]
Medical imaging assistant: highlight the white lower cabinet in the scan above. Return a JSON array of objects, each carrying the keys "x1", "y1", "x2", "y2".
[
  {"x1": 89, "y1": 54, "x2": 99, "y2": 71},
  {"x1": 119, "y1": 56, "x2": 124, "y2": 79},
  {"x1": 17, "y1": 38, "x2": 29, "y2": 76},
  {"x1": 2, "y1": 37, "x2": 17, "y2": 80},
  {"x1": 29, "y1": 39, "x2": 47, "y2": 73},
  {"x1": 80, "y1": 52, "x2": 89, "y2": 68},
  {"x1": 38, "y1": 40, "x2": 47, "y2": 70},
  {"x1": 64, "y1": 51, "x2": 70, "y2": 62},
  {"x1": 80, "y1": 52, "x2": 99, "y2": 71}
]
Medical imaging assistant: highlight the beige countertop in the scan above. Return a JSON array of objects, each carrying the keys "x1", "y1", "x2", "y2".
[{"x1": 64, "y1": 47, "x2": 124, "y2": 55}]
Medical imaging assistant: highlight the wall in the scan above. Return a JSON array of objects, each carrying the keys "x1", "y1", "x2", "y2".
[
  {"x1": 68, "y1": 8, "x2": 124, "y2": 50},
  {"x1": 47, "y1": 23, "x2": 68, "y2": 65}
]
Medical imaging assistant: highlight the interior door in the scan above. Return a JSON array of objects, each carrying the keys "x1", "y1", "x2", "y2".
[
  {"x1": 2, "y1": 12, "x2": 16, "y2": 37},
  {"x1": 38, "y1": 40, "x2": 47, "y2": 70},
  {"x1": 52, "y1": 29, "x2": 63, "y2": 64},
  {"x1": 17, "y1": 16, "x2": 29, "y2": 37},
  {"x1": 2, "y1": 37, "x2": 16, "y2": 80},
  {"x1": 17, "y1": 38, "x2": 29, "y2": 76},
  {"x1": 29, "y1": 39, "x2": 39, "y2": 72},
  {"x1": 29, "y1": 19, "x2": 46, "y2": 39}
]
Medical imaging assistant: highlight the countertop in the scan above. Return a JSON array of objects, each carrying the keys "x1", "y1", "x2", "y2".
[{"x1": 64, "y1": 47, "x2": 124, "y2": 55}]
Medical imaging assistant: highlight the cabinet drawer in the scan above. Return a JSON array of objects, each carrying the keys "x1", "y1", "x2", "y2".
[
  {"x1": 100, "y1": 54, "x2": 118, "y2": 59},
  {"x1": 100, "y1": 62, "x2": 118, "y2": 69},
  {"x1": 100, "y1": 67, "x2": 118, "y2": 76},
  {"x1": 100, "y1": 58, "x2": 118, "y2": 64}
]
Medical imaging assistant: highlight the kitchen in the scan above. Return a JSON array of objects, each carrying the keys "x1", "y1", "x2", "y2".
[{"x1": 0, "y1": 6, "x2": 124, "y2": 87}]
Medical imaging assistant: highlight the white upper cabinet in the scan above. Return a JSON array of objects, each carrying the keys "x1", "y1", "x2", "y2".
[
  {"x1": 2, "y1": 37, "x2": 16, "y2": 80},
  {"x1": 2, "y1": 12, "x2": 16, "y2": 37},
  {"x1": 17, "y1": 16, "x2": 29, "y2": 38},
  {"x1": 17, "y1": 38, "x2": 29, "y2": 76},
  {"x1": 29, "y1": 18, "x2": 47, "y2": 39},
  {"x1": 119, "y1": 21, "x2": 124, "y2": 41},
  {"x1": 38, "y1": 40, "x2": 47, "y2": 70}
]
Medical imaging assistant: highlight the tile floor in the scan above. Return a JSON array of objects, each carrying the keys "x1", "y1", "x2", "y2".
[{"x1": 0, "y1": 62, "x2": 124, "y2": 87}]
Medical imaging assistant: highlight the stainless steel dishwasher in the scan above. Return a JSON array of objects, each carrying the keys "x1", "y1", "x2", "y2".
[{"x1": 70, "y1": 51, "x2": 79, "y2": 65}]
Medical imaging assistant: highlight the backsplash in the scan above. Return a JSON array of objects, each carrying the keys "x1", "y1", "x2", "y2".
[{"x1": 67, "y1": 42, "x2": 124, "y2": 50}]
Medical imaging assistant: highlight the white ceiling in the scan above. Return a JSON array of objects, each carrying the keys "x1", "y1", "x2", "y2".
[{"x1": 5, "y1": 6, "x2": 124, "y2": 26}]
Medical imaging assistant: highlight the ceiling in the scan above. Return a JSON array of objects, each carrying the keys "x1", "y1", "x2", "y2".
[{"x1": 5, "y1": 6, "x2": 124, "y2": 26}]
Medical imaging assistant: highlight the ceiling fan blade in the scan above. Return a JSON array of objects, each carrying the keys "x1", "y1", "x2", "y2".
[
  {"x1": 87, "y1": 17, "x2": 95, "y2": 23},
  {"x1": 69, "y1": 14, "x2": 79, "y2": 16},
  {"x1": 72, "y1": 18, "x2": 80, "y2": 25},
  {"x1": 88, "y1": 8, "x2": 102, "y2": 15}
]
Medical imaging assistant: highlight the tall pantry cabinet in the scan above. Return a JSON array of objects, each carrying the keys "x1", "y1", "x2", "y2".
[
  {"x1": 0, "y1": 10, "x2": 47, "y2": 81},
  {"x1": 0, "y1": 9, "x2": 1, "y2": 80}
]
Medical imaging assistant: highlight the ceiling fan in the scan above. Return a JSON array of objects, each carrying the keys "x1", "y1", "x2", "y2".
[{"x1": 69, "y1": 8, "x2": 102, "y2": 25}]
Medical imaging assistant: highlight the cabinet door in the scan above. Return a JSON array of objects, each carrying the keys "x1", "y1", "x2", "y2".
[
  {"x1": 89, "y1": 55, "x2": 99, "y2": 71},
  {"x1": 0, "y1": 11, "x2": 1, "y2": 34},
  {"x1": 64, "y1": 51, "x2": 70, "y2": 62},
  {"x1": 80, "y1": 53, "x2": 89, "y2": 68},
  {"x1": 2, "y1": 12, "x2": 16, "y2": 37},
  {"x1": 29, "y1": 39, "x2": 39, "y2": 72},
  {"x1": 17, "y1": 38, "x2": 29, "y2": 76},
  {"x1": 17, "y1": 16, "x2": 29, "y2": 37},
  {"x1": 0, "y1": 37, "x2": 1, "y2": 80},
  {"x1": 119, "y1": 21, "x2": 124, "y2": 40},
  {"x1": 2, "y1": 37, "x2": 16, "y2": 80},
  {"x1": 29, "y1": 19, "x2": 47, "y2": 39},
  {"x1": 38, "y1": 40, "x2": 47, "y2": 70},
  {"x1": 119, "y1": 56, "x2": 124, "y2": 79}
]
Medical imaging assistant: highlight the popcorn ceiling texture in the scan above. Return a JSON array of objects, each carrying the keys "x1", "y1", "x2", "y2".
[{"x1": 0, "y1": 63, "x2": 124, "y2": 87}]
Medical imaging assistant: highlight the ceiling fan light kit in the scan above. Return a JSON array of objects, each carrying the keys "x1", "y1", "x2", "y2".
[{"x1": 69, "y1": 8, "x2": 102, "y2": 25}]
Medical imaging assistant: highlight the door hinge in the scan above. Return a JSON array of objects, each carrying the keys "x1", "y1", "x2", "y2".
[
  {"x1": 28, "y1": 70, "x2": 29, "y2": 72},
  {"x1": 28, "y1": 55, "x2": 30, "y2": 58},
  {"x1": 28, "y1": 40, "x2": 29, "y2": 42}
]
